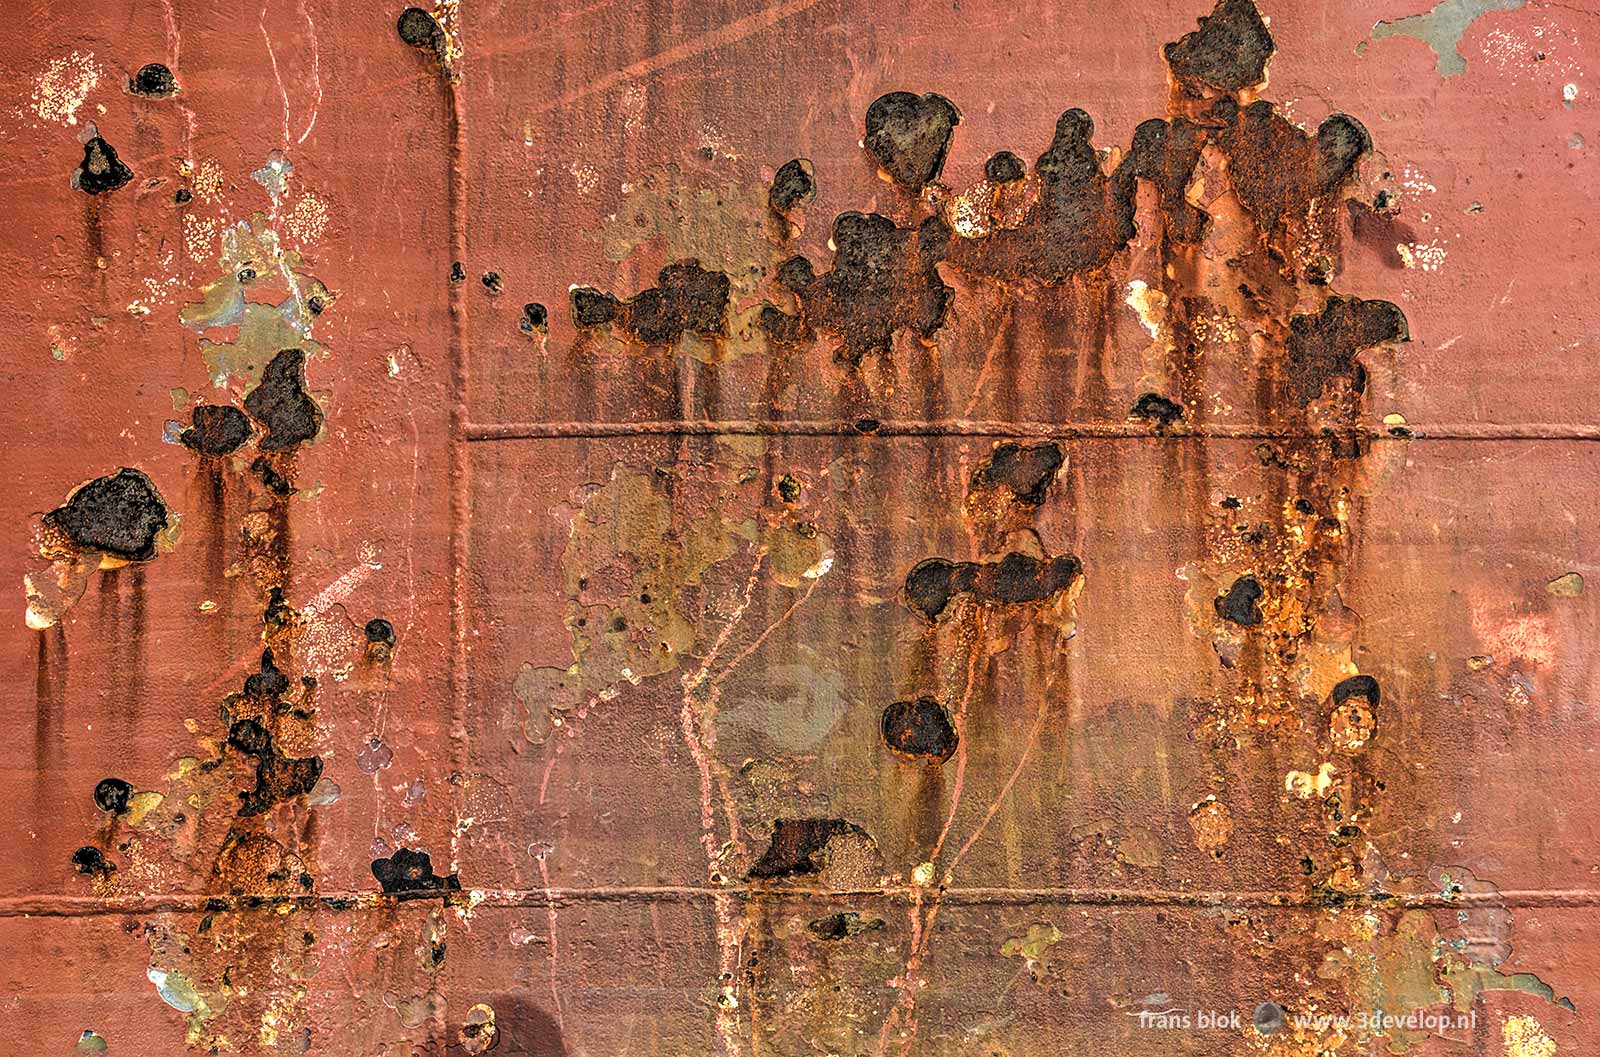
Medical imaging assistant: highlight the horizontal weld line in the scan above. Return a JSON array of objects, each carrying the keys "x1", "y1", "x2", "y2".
[
  {"x1": 464, "y1": 421, "x2": 1600, "y2": 441},
  {"x1": 8, "y1": 887, "x2": 1600, "y2": 917}
]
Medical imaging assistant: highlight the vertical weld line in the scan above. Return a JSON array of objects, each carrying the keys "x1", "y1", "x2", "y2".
[
  {"x1": 444, "y1": 65, "x2": 471, "y2": 1057},
  {"x1": 447, "y1": 72, "x2": 470, "y2": 860}
]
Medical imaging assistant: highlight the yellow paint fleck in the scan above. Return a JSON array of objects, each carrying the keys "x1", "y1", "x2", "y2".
[{"x1": 1503, "y1": 1014, "x2": 1556, "y2": 1057}]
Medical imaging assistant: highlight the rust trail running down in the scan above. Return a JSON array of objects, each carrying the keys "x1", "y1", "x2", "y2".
[{"x1": 2, "y1": 0, "x2": 1599, "y2": 1054}]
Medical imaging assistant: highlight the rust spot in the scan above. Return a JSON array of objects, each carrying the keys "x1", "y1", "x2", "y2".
[
  {"x1": 228, "y1": 717, "x2": 323, "y2": 818},
  {"x1": 72, "y1": 846, "x2": 114, "y2": 876},
  {"x1": 244, "y1": 348, "x2": 323, "y2": 451},
  {"x1": 863, "y1": 92, "x2": 960, "y2": 192},
  {"x1": 984, "y1": 150, "x2": 1026, "y2": 184},
  {"x1": 763, "y1": 212, "x2": 951, "y2": 364},
  {"x1": 904, "y1": 551, "x2": 1084, "y2": 622},
  {"x1": 396, "y1": 7, "x2": 444, "y2": 51},
  {"x1": 42, "y1": 467, "x2": 170, "y2": 562},
  {"x1": 520, "y1": 302, "x2": 548, "y2": 334},
  {"x1": 1329, "y1": 674, "x2": 1379, "y2": 752},
  {"x1": 1163, "y1": 0, "x2": 1274, "y2": 95},
  {"x1": 371, "y1": 847, "x2": 461, "y2": 900},
  {"x1": 807, "y1": 912, "x2": 886, "y2": 940},
  {"x1": 969, "y1": 442, "x2": 1064, "y2": 505},
  {"x1": 880, "y1": 697, "x2": 958, "y2": 763},
  {"x1": 1130, "y1": 392, "x2": 1185, "y2": 429},
  {"x1": 73, "y1": 136, "x2": 133, "y2": 196},
  {"x1": 570, "y1": 260, "x2": 731, "y2": 346},
  {"x1": 947, "y1": 109, "x2": 1133, "y2": 281},
  {"x1": 748, "y1": 818, "x2": 868, "y2": 879},
  {"x1": 180, "y1": 404, "x2": 252, "y2": 456},
  {"x1": 768, "y1": 158, "x2": 816, "y2": 216},
  {"x1": 212, "y1": 832, "x2": 313, "y2": 895},
  {"x1": 1284, "y1": 296, "x2": 1408, "y2": 404},
  {"x1": 1214, "y1": 574, "x2": 1264, "y2": 626},
  {"x1": 129, "y1": 63, "x2": 178, "y2": 97},
  {"x1": 92, "y1": 777, "x2": 133, "y2": 815}
]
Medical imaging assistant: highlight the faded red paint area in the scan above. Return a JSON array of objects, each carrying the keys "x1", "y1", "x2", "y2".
[{"x1": 1, "y1": 1, "x2": 1598, "y2": 1055}]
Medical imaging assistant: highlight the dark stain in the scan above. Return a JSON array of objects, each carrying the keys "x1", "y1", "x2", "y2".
[
  {"x1": 1131, "y1": 392, "x2": 1185, "y2": 429},
  {"x1": 129, "y1": 63, "x2": 178, "y2": 97},
  {"x1": 365, "y1": 618, "x2": 396, "y2": 646},
  {"x1": 970, "y1": 441, "x2": 1064, "y2": 504},
  {"x1": 762, "y1": 212, "x2": 951, "y2": 364},
  {"x1": 775, "y1": 473, "x2": 802, "y2": 503},
  {"x1": 43, "y1": 467, "x2": 169, "y2": 561},
  {"x1": 880, "y1": 697, "x2": 958, "y2": 763},
  {"x1": 749, "y1": 818, "x2": 868, "y2": 879},
  {"x1": 1214, "y1": 574, "x2": 1264, "y2": 626},
  {"x1": 1114, "y1": 117, "x2": 1209, "y2": 244},
  {"x1": 244, "y1": 348, "x2": 324, "y2": 451},
  {"x1": 72, "y1": 846, "x2": 114, "y2": 876},
  {"x1": 947, "y1": 110, "x2": 1134, "y2": 281},
  {"x1": 1284, "y1": 296, "x2": 1408, "y2": 403},
  {"x1": 776, "y1": 255, "x2": 814, "y2": 292},
  {"x1": 482, "y1": 271, "x2": 503, "y2": 294},
  {"x1": 1345, "y1": 199, "x2": 1416, "y2": 269},
  {"x1": 371, "y1": 847, "x2": 461, "y2": 900},
  {"x1": 1332, "y1": 674, "x2": 1379, "y2": 707},
  {"x1": 1163, "y1": 0, "x2": 1274, "y2": 95},
  {"x1": 93, "y1": 777, "x2": 133, "y2": 815},
  {"x1": 449, "y1": 261, "x2": 466, "y2": 283},
  {"x1": 903, "y1": 551, "x2": 1083, "y2": 622},
  {"x1": 485, "y1": 996, "x2": 570, "y2": 1057},
  {"x1": 175, "y1": 188, "x2": 193, "y2": 204},
  {"x1": 73, "y1": 136, "x2": 133, "y2": 196},
  {"x1": 520, "y1": 302, "x2": 548, "y2": 334},
  {"x1": 244, "y1": 648, "x2": 292, "y2": 698},
  {"x1": 864, "y1": 92, "x2": 960, "y2": 192},
  {"x1": 365, "y1": 617, "x2": 396, "y2": 661},
  {"x1": 984, "y1": 150, "x2": 1026, "y2": 183},
  {"x1": 181, "y1": 404, "x2": 252, "y2": 456},
  {"x1": 1217, "y1": 99, "x2": 1370, "y2": 267},
  {"x1": 397, "y1": 7, "x2": 444, "y2": 51},
  {"x1": 263, "y1": 587, "x2": 296, "y2": 631},
  {"x1": 807, "y1": 911, "x2": 886, "y2": 940},
  {"x1": 570, "y1": 260, "x2": 730, "y2": 346},
  {"x1": 251, "y1": 456, "x2": 296, "y2": 496},
  {"x1": 769, "y1": 158, "x2": 817, "y2": 215},
  {"x1": 228, "y1": 715, "x2": 323, "y2": 818}
]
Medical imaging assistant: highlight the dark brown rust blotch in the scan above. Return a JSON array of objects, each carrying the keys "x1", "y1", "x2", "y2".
[
  {"x1": 74, "y1": 136, "x2": 133, "y2": 195},
  {"x1": 1131, "y1": 392, "x2": 1185, "y2": 429},
  {"x1": 93, "y1": 777, "x2": 134, "y2": 815},
  {"x1": 1215, "y1": 574, "x2": 1264, "y2": 626},
  {"x1": 1284, "y1": 296, "x2": 1408, "y2": 403},
  {"x1": 769, "y1": 158, "x2": 816, "y2": 216},
  {"x1": 748, "y1": 818, "x2": 868, "y2": 880},
  {"x1": 808, "y1": 911, "x2": 885, "y2": 940},
  {"x1": 371, "y1": 847, "x2": 461, "y2": 900},
  {"x1": 181, "y1": 404, "x2": 252, "y2": 456},
  {"x1": 244, "y1": 348, "x2": 323, "y2": 451},
  {"x1": 1163, "y1": 0, "x2": 1274, "y2": 95},
  {"x1": 761, "y1": 212, "x2": 951, "y2": 364},
  {"x1": 970, "y1": 441, "x2": 1064, "y2": 505},
  {"x1": 904, "y1": 551, "x2": 1083, "y2": 622},
  {"x1": 43, "y1": 467, "x2": 169, "y2": 561},
  {"x1": 864, "y1": 92, "x2": 960, "y2": 192},
  {"x1": 570, "y1": 260, "x2": 730, "y2": 346},
  {"x1": 880, "y1": 697, "x2": 958, "y2": 762}
]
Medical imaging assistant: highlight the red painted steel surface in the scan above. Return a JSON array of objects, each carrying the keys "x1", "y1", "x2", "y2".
[{"x1": 1, "y1": 1, "x2": 1598, "y2": 1054}]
